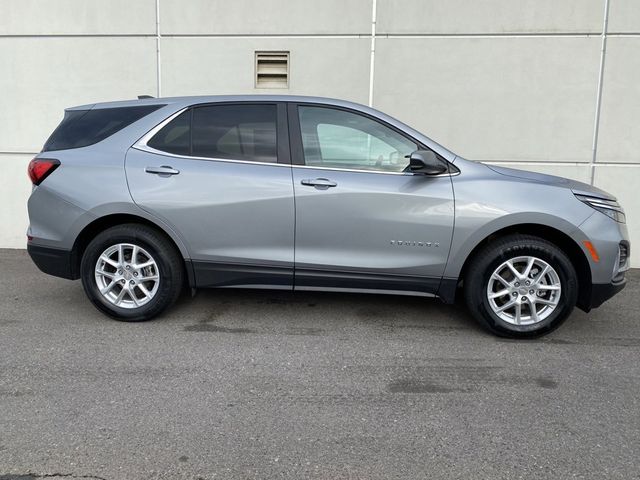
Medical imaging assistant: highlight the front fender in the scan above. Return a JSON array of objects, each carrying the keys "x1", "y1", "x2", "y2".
[{"x1": 443, "y1": 212, "x2": 589, "y2": 279}]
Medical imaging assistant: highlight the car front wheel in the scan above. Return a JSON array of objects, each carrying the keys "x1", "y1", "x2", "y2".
[
  {"x1": 80, "y1": 224, "x2": 184, "y2": 321},
  {"x1": 464, "y1": 234, "x2": 578, "y2": 338}
]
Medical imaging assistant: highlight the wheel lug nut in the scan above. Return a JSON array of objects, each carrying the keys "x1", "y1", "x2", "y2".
[
  {"x1": 525, "y1": 280, "x2": 530, "y2": 286},
  {"x1": 118, "y1": 270, "x2": 122, "y2": 274},
  {"x1": 121, "y1": 279, "x2": 125, "y2": 284},
  {"x1": 521, "y1": 296, "x2": 527, "y2": 302},
  {"x1": 130, "y1": 280, "x2": 135, "y2": 285},
  {"x1": 512, "y1": 292, "x2": 517, "y2": 297},
  {"x1": 134, "y1": 272, "x2": 138, "y2": 276},
  {"x1": 529, "y1": 289, "x2": 534, "y2": 294},
  {"x1": 514, "y1": 282, "x2": 520, "y2": 287},
  {"x1": 125, "y1": 265, "x2": 131, "y2": 270}
]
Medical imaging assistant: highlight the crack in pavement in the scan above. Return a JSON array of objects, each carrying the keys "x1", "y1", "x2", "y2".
[{"x1": 0, "y1": 473, "x2": 107, "y2": 480}]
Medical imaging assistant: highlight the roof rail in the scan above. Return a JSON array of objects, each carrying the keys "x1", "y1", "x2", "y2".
[{"x1": 137, "y1": 95, "x2": 154, "y2": 99}]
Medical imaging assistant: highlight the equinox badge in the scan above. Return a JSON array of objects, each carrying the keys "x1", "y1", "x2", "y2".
[{"x1": 390, "y1": 240, "x2": 440, "y2": 247}]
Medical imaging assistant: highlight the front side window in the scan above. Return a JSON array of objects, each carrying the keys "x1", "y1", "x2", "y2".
[
  {"x1": 147, "y1": 104, "x2": 278, "y2": 163},
  {"x1": 298, "y1": 106, "x2": 418, "y2": 172}
]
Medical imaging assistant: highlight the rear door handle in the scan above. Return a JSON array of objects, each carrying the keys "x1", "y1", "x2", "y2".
[
  {"x1": 145, "y1": 165, "x2": 180, "y2": 176},
  {"x1": 301, "y1": 178, "x2": 337, "y2": 188}
]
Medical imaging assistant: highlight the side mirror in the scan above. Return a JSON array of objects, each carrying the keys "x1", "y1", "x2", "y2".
[{"x1": 408, "y1": 150, "x2": 448, "y2": 175}]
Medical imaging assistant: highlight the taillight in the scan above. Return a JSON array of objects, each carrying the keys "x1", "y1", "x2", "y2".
[{"x1": 28, "y1": 158, "x2": 60, "y2": 185}]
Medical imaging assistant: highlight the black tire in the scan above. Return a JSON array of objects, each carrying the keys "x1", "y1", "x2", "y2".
[
  {"x1": 80, "y1": 223, "x2": 184, "y2": 322},
  {"x1": 463, "y1": 234, "x2": 578, "y2": 338}
]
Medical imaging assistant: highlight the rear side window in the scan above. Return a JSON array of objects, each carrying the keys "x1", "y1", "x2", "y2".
[
  {"x1": 147, "y1": 104, "x2": 278, "y2": 163},
  {"x1": 43, "y1": 105, "x2": 163, "y2": 152}
]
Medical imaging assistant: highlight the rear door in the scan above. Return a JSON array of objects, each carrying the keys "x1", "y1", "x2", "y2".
[
  {"x1": 126, "y1": 102, "x2": 295, "y2": 289},
  {"x1": 288, "y1": 103, "x2": 455, "y2": 295}
]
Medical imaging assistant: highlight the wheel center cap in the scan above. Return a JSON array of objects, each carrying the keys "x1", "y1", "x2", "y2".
[
  {"x1": 518, "y1": 287, "x2": 528, "y2": 295},
  {"x1": 123, "y1": 270, "x2": 132, "y2": 281}
]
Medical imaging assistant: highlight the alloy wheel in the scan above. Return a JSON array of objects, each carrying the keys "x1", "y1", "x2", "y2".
[
  {"x1": 94, "y1": 243, "x2": 160, "y2": 309},
  {"x1": 486, "y1": 256, "x2": 561, "y2": 326}
]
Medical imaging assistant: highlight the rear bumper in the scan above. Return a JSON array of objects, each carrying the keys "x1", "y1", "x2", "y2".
[
  {"x1": 583, "y1": 277, "x2": 627, "y2": 311},
  {"x1": 27, "y1": 243, "x2": 77, "y2": 280}
]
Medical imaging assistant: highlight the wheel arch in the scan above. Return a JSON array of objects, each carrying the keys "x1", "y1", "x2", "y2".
[
  {"x1": 69, "y1": 213, "x2": 193, "y2": 286},
  {"x1": 450, "y1": 223, "x2": 592, "y2": 311}
]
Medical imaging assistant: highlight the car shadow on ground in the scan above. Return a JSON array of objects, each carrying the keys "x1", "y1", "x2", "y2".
[
  {"x1": 150, "y1": 280, "x2": 640, "y2": 346},
  {"x1": 32, "y1": 274, "x2": 617, "y2": 342},
  {"x1": 166, "y1": 285, "x2": 487, "y2": 337}
]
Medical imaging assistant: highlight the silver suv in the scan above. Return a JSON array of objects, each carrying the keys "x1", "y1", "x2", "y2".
[{"x1": 27, "y1": 95, "x2": 630, "y2": 337}]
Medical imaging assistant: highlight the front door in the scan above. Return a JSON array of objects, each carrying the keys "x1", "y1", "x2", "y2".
[
  {"x1": 126, "y1": 102, "x2": 295, "y2": 289},
  {"x1": 289, "y1": 103, "x2": 454, "y2": 295}
]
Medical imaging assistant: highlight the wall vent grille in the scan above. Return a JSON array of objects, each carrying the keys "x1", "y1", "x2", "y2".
[{"x1": 255, "y1": 51, "x2": 289, "y2": 88}]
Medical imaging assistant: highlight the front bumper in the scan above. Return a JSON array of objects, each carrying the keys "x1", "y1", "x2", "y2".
[
  {"x1": 27, "y1": 243, "x2": 77, "y2": 280},
  {"x1": 586, "y1": 277, "x2": 627, "y2": 310},
  {"x1": 575, "y1": 209, "x2": 630, "y2": 311}
]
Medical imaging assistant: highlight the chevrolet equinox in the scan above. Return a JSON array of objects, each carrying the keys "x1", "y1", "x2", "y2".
[{"x1": 27, "y1": 96, "x2": 630, "y2": 337}]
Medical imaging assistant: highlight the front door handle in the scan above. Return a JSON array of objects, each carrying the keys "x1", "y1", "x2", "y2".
[
  {"x1": 145, "y1": 165, "x2": 180, "y2": 176},
  {"x1": 301, "y1": 178, "x2": 337, "y2": 188}
]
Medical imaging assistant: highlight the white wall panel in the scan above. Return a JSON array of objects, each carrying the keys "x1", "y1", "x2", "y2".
[
  {"x1": 376, "y1": 0, "x2": 603, "y2": 35},
  {"x1": 0, "y1": 155, "x2": 33, "y2": 248},
  {"x1": 607, "y1": 0, "x2": 640, "y2": 33},
  {"x1": 0, "y1": 37, "x2": 157, "y2": 152},
  {"x1": 373, "y1": 37, "x2": 600, "y2": 162},
  {"x1": 0, "y1": 0, "x2": 156, "y2": 35},
  {"x1": 161, "y1": 0, "x2": 371, "y2": 35},
  {"x1": 596, "y1": 38, "x2": 640, "y2": 163}
]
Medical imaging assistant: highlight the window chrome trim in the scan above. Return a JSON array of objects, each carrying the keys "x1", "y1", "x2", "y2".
[
  {"x1": 132, "y1": 106, "x2": 286, "y2": 168},
  {"x1": 133, "y1": 143, "x2": 290, "y2": 168},
  {"x1": 133, "y1": 106, "x2": 459, "y2": 176},
  {"x1": 291, "y1": 163, "x2": 459, "y2": 177}
]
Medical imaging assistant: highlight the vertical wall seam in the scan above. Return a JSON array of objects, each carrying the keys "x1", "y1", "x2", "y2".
[
  {"x1": 368, "y1": 0, "x2": 377, "y2": 107},
  {"x1": 590, "y1": 0, "x2": 610, "y2": 185},
  {"x1": 155, "y1": 0, "x2": 162, "y2": 97}
]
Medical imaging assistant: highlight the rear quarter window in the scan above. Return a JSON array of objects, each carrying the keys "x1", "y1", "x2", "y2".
[
  {"x1": 43, "y1": 104, "x2": 163, "y2": 152},
  {"x1": 146, "y1": 110, "x2": 191, "y2": 156}
]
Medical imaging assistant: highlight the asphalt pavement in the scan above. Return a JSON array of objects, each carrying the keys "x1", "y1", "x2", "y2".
[{"x1": 0, "y1": 249, "x2": 638, "y2": 480}]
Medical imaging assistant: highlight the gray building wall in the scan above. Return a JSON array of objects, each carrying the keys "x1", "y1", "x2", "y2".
[{"x1": 1, "y1": 0, "x2": 638, "y2": 265}]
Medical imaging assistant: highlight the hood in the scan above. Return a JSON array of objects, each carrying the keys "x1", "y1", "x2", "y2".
[{"x1": 485, "y1": 164, "x2": 616, "y2": 201}]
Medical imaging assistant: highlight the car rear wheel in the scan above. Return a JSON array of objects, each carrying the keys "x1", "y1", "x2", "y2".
[
  {"x1": 80, "y1": 224, "x2": 184, "y2": 321},
  {"x1": 464, "y1": 234, "x2": 578, "y2": 338}
]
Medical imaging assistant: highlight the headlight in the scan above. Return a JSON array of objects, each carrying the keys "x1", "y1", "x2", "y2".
[{"x1": 575, "y1": 194, "x2": 626, "y2": 223}]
